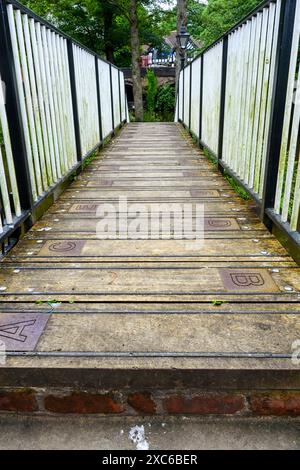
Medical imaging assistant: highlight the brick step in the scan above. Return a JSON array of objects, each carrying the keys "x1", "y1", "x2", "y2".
[
  {"x1": 1, "y1": 387, "x2": 300, "y2": 417},
  {"x1": 0, "y1": 302, "x2": 300, "y2": 417}
]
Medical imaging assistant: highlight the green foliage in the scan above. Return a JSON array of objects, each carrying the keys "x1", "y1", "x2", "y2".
[
  {"x1": 145, "y1": 69, "x2": 158, "y2": 117},
  {"x1": 21, "y1": 0, "x2": 169, "y2": 67},
  {"x1": 198, "y1": 0, "x2": 261, "y2": 48},
  {"x1": 35, "y1": 299, "x2": 61, "y2": 306},
  {"x1": 82, "y1": 150, "x2": 98, "y2": 169},
  {"x1": 143, "y1": 81, "x2": 175, "y2": 122},
  {"x1": 129, "y1": 110, "x2": 136, "y2": 122},
  {"x1": 23, "y1": 0, "x2": 104, "y2": 53},
  {"x1": 155, "y1": 84, "x2": 175, "y2": 121},
  {"x1": 203, "y1": 148, "x2": 218, "y2": 166},
  {"x1": 35, "y1": 299, "x2": 75, "y2": 305},
  {"x1": 224, "y1": 173, "x2": 250, "y2": 200},
  {"x1": 21, "y1": 0, "x2": 263, "y2": 64},
  {"x1": 156, "y1": 0, "x2": 262, "y2": 50},
  {"x1": 114, "y1": 45, "x2": 132, "y2": 67},
  {"x1": 143, "y1": 110, "x2": 159, "y2": 122},
  {"x1": 202, "y1": 149, "x2": 250, "y2": 200},
  {"x1": 20, "y1": 0, "x2": 264, "y2": 124}
]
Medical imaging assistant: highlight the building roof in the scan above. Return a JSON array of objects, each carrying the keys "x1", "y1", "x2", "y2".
[
  {"x1": 142, "y1": 31, "x2": 202, "y2": 56},
  {"x1": 164, "y1": 31, "x2": 202, "y2": 50}
]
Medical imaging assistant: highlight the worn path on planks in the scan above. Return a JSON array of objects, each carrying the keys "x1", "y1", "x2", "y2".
[{"x1": 0, "y1": 122, "x2": 300, "y2": 390}]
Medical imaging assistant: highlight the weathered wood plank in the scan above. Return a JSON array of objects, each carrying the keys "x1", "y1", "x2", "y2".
[
  {"x1": 8, "y1": 238, "x2": 288, "y2": 258},
  {"x1": 32, "y1": 312, "x2": 300, "y2": 353},
  {"x1": 0, "y1": 266, "x2": 299, "y2": 302}
]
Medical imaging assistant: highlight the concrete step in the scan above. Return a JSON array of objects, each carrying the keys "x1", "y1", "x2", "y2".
[
  {"x1": 0, "y1": 302, "x2": 300, "y2": 419},
  {"x1": 0, "y1": 415, "x2": 299, "y2": 450}
]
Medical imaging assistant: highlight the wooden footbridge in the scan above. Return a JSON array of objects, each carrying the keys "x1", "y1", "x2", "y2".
[{"x1": 0, "y1": 0, "x2": 300, "y2": 415}]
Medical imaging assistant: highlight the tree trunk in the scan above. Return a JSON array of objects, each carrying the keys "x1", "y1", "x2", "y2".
[
  {"x1": 130, "y1": 0, "x2": 143, "y2": 121},
  {"x1": 105, "y1": 44, "x2": 115, "y2": 64},
  {"x1": 104, "y1": 8, "x2": 115, "y2": 63},
  {"x1": 176, "y1": 0, "x2": 187, "y2": 93}
]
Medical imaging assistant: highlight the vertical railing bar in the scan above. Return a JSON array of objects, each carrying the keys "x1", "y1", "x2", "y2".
[
  {"x1": 67, "y1": 39, "x2": 82, "y2": 161},
  {"x1": 249, "y1": 10, "x2": 268, "y2": 189},
  {"x1": 35, "y1": 22, "x2": 59, "y2": 181},
  {"x1": 123, "y1": 73, "x2": 127, "y2": 122},
  {"x1": 0, "y1": 43, "x2": 20, "y2": 218},
  {"x1": 61, "y1": 38, "x2": 77, "y2": 166},
  {"x1": 50, "y1": 29, "x2": 68, "y2": 174},
  {"x1": 118, "y1": 69, "x2": 122, "y2": 125},
  {"x1": 0, "y1": 79, "x2": 21, "y2": 218},
  {"x1": 56, "y1": 34, "x2": 72, "y2": 170},
  {"x1": 198, "y1": 54, "x2": 203, "y2": 143},
  {"x1": 29, "y1": 17, "x2": 53, "y2": 185},
  {"x1": 22, "y1": 13, "x2": 48, "y2": 191},
  {"x1": 260, "y1": 0, "x2": 297, "y2": 225},
  {"x1": 109, "y1": 63, "x2": 115, "y2": 132},
  {"x1": 254, "y1": 4, "x2": 276, "y2": 194},
  {"x1": 43, "y1": 26, "x2": 64, "y2": 176},
  {"x1": 0, "y1": 139, "x2": 13, "y2": 224},
  {"x1": 176, "y1": 74, "x2": 179, "y2": 122},
  {"x1": 15, "y1": 8, "x2": 43, "y2": 196},
  {"x1": 95, "y1": 56, "x2": 103, "y2": 144},
  {"x1": 240, "y1": 21, "x2": 256, "y2": 181},
  {"x1": 182, "y1": 67, "x2": 185, "y2": 124},
  {"x1": 217, "y1": 35, "x2": 228, "y2": 171},
  {"x1": 275, "y1": 0, "x2": 300, "y2": 219},
  {"x1": 188, "y1": 63, "x2": 192, "y2": 131},
  {"x1": 0, "y1": 0, "x2": 33, "y2": 211}
]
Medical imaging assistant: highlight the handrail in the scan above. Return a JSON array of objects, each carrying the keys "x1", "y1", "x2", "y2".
[
  {"x1": 176, "y1": 0, "x2": 300, "y2": 263},
  {"x1": 0, "y1": 0, "x2": 128, "y2": 254}
]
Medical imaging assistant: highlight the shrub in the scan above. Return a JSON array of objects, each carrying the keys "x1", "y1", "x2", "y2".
[
  {"x1": 145, "y1": 69, "x2": 158, "y2": 119},
  {"x1": 155, "y1": 84, "x2": 175, "y2": 121}
]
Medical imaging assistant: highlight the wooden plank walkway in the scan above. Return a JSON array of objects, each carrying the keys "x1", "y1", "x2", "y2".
[{"x1": 0, "y1": 122, "x2": 300, "y2": 377}]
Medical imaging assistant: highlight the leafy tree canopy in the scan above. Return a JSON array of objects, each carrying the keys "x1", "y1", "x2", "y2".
[
  {"x1": 155, "y1": 0, "x2": 262, "y2": 49},
  {"x1": 21, "y1": 0, "x2": 263, "y2": 64},
  {"x1": 198, "y1": 0, "x2": 262, "y2": 47},
  {"x1": 22, "y1": 0, "x2": 172, "y2": 66}
]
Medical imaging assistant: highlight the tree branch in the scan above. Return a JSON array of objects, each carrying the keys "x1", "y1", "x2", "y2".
[{"x1": 106, "y1": 0, "x2": 131, "y2": 23}]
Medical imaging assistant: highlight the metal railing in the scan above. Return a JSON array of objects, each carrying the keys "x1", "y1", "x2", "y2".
[
  {"x1": 0, "y1": 0, "x2": 128, "y2": 253},
  {"x1": 141, "y1": 55, "x2": 195, "y2": 68},
  {"x1": 176, "y1": 0, "x2": 300, "y2": 263}
]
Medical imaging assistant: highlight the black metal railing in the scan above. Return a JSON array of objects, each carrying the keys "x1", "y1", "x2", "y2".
[
  {"x1": 0, "y1": 0, "x2": 128, "y2": 254},
  {"x1": 177, "y1": 0, "x2": 300, "y2": 263}
]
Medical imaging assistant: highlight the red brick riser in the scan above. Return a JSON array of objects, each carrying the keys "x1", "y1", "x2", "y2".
[{"x1": 1, "y1": 389, "x2": 300, "y2": 416}]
